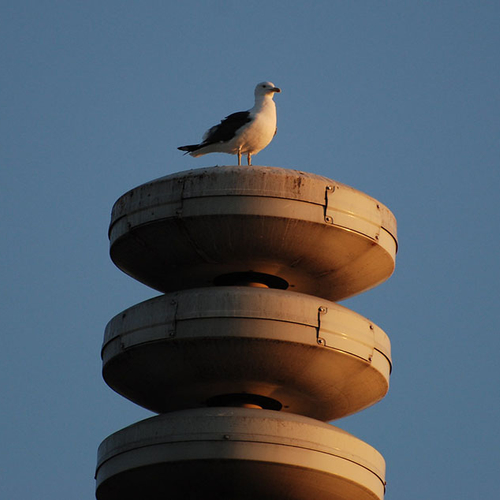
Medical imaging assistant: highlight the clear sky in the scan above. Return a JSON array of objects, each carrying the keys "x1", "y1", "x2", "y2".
[{"x1": 2, "y1": 1, "x2": 499, "y2": 498}]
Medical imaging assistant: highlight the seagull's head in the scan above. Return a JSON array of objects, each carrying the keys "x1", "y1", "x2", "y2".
[{"x1": 255, "y1": 81, "x2": 281, "y2": 98}]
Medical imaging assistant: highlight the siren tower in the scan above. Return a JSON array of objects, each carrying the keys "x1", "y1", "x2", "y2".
[{"x1": 95, "y1": 165, "x2": 397, "y2": 499}]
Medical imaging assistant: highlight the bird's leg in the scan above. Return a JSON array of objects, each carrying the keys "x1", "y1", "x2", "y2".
[
  {"x1": 247, "y1": 153, "x2": 252, "y2": 166},
  {"x1": 237, "y1": 147, "x2": 242, "y2": 166}
]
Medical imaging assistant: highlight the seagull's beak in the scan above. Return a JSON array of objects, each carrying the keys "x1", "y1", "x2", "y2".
[{"x1": 272, "y1": 87, "x2": 281, "y2": 93}]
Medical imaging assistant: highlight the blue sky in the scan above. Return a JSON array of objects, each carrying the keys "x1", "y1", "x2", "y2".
[{"x1": 2, "y1": 1, "x2": 499, "y2": 498}]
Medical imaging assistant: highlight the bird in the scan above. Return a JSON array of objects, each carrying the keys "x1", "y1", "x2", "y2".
[{"x1": 178, "y1": 81, "x2": 281, "y2": 166}]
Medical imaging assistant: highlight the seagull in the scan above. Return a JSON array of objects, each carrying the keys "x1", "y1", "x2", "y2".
[{"x1": 178, "y1": 81, "x2": 281, "y2": 166}]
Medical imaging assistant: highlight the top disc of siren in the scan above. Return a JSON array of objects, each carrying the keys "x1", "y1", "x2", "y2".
[{"x1": 109, "y1": 166, "x2": 397, "y2": 301}]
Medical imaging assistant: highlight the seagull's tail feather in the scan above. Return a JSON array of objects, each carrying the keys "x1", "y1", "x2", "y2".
[
  {"x1": 178, "y1": 143, "x2": 210, "y2": 157},
  {"x1": 178, "y1": 144, "x2": 201, "y2": 154}
]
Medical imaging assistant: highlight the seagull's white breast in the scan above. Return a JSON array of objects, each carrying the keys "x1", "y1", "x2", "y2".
[{"x1": 227, "y1": 99, "x2": 277, "y2": 155}]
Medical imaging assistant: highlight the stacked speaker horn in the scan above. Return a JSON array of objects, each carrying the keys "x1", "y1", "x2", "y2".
[{"x1": 95, "y1": 165, "x2": 398, "y2": 500}]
